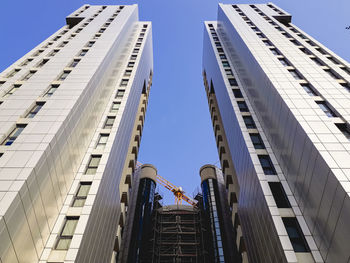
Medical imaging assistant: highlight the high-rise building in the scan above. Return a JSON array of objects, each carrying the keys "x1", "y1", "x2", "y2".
[
  {"x1": 203, "y1": 3, "x2": 350, "y2": 263},
  {"x1": 0, "y1": 5, "x2": 153, "y2": 263}
]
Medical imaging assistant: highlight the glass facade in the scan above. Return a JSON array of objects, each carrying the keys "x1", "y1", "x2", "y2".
[
  {"x1": 201, "y1": 179, "x2": 225, "y2": 263},
  {"x1": 127, "y1": 177, "x2": 156, "y2": 263}
]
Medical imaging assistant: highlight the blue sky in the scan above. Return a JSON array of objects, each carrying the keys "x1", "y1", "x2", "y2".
[{"x1": 1, "y1": 0, "x2": 349, "y2": 204}]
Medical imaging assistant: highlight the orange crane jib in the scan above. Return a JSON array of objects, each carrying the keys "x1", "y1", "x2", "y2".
[
  {"x1": 156, "y1": 174, "x2": 197, "y2": 207},
  {"x1": 136, "y1": 162, "x2": 197, "y2": 207}
]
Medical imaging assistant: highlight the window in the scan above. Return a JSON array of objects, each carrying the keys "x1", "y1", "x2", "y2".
[
  {"x1": 96, "y1": 134, "x2": 109, "y2": 149},
  {"x1": 48, "y1": 49, "x2": 59, "y2": 57},
  {"x1": 268, "y1": 182, "x2": 291, "y2": 208},
  {"x1": 135, "y1": 43, "x2": 141, "y2": 47},
  {"x1": 243, "y1": 116, "x2": 256, "y2": 129},
  {"x1": 289, "y1": 70, "x2": 303, "y2": 80},
  {"x1": 120, "y1": 79, "x2": 128, "y2": 86},
  {"x1": 300, "y1": 48, "x2": 312, "y2": 55},
  {"x1": 133, "y1": 48, "x2": 140, "y2": 54},
  {"x1": 237, "y1": 101, "x2": 249, "y2": 112},
  {"x1": 3, "y1": 84, "x2": 21, "y2": 97},
  {"x1": 72, "y1": 182, "x2": 92, "y2": 207},
  {"x1": 290, "y1": 39, "x2": 301, "y2": 46},
  {"x1": 59, "y1": 41, "x2": 68, "y2": 48},
  {"x1": 252, "y1": 27, "x2": 260, "y2": 32},
  {"x1": 220, "y1": 54, "x2": 227, "y2": 60},
  {"x1": 316, "y1": 48, "x2": 327, "y2": 55},
  {"x1": 36, "y1": 59, "x2": 49, "y2": 68},
  {"x1": 52, "y1": 35, "x2": 61, "y2": 41},
  {"x1": 58, "y1": 71, "x2": 71, "y2": 81},
  {"x1": 69, "y1": 59, "x2": 80, "y2": 68},
  {"x1": 6, "y1": 68, "x2": 21, "y2": 78},
  {"x1": 22, "y1": 71, "x2": 36, "y2": 81},
  {"x1": 324, "y1": 69, "x2": 340, "y2": 80},
  {"x1": 225, "y1": 69, "x2": 233, "y2": 76},
  {"x1": 55, "y1": 217, "x2": 79, "y2": 250},
  {"x1": 33, "y1": 50, "x2": 44, "y2": 56},
  {"x1": 26, "y1": 102, "x2": 45, "y2": 118},
  {"x1": 258, "y1": 155, "x2": 276, "y2": 175},
  {"x1": 44, "y1": 84, "x2": 60, "y2": 97},
  {"x1": 301, "y1": 84, "x2": 316, "y2": 96},
  {"x1": 256, "y1": 33, "x2": 265, "y2": 39},
  {"x1": 115, "y1": 90, "x2": 125, "y2": 98},
  {"x1": 217, "y1": 48, "x2": 224, "y2": 53},
  {"x1": 311, "y1": 57, "x2": 324, "y2": 66},
  {"x1": 340, "y1": 82, "x2": 350, "y2": 92},
  {"x1": 128, "y1": 62, "x2": 135, "y2": 68},
  {"x1": 335, "y1": 124, "x2": 350, "y2": 141},
  {"x1": 104, "y1": 116, "x2": 115, "y2": 129},
  {"x1": 124, "y1": 70, "x2": 132, "y2": 77},
  {"x1": 130, "y1": 55, "x2": 137, "y2": 60},
  {"x1": 270, "y1": 48, "x2": 280, "y2": 56},
  {"x1": 215, "y1": 42, "x2": 221, "y2": 47},
  {"x1": 232, "y1": 89, "x2": 243, "y2": 98},
  {"x1": 93, "y1": 34, "x2": 101, "y2": 39},
  {"x1": 137, "y1": 38, "x2": 143, "y2": 42},
  {"x1": 229, "y1": 78, "x2": 238, "y2": 86},
  {"x1": 317, "y1": 102, "x2": 336, "y2": 117},
  {"x1": 75, "y1": 28, "x2": 82, "y2": 33},
  {"x1": 341, "y1": 67, "x2": 350, "y2": 75},
  {"x1": 20, "y1": 59, "x2": 33, "y2": 66},
  {"x1": 263, "y1": 40, "x2": 273, "y2": 47},
  {"x1": 307, "y1": 40, "x2": 317, "y2": 47},
  {"x1": 249, "y1": 133, "x2": 265, "y2": 149},
  {"x1": 2, "y1": 124, "x2": 26, "y2": 146},
  {"x1": 67, "y1": 34, "x2": 76, "y2": 40},
  {"x1": 222, "y1": 61, "x2": 230, "y2": 68},
  {"x1": 86, "y1": 41, "x2": 95, "y2": 47},
  {"x1": 79, "y1": 50, "x2": 88, "y2": 56},
  {"x1": 279, "y1": 58, "x2": 290, "y2": 66},
  {"x1": 282, "y1": 218, "x2": 310, "y2": 252},
  {"x1": 0, "y1": 81, "x2": 5, "y2": 87},
  {"x1": 85, "y1": 155, "x2": 101, "y2": 174},
  {"x1": 110, "y1": 102, "x2": 121, "y2": 112}
]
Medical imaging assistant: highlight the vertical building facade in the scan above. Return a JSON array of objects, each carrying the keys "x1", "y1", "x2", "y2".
[
  {"x1": 0, "y1": 4, "x2": 153, "y2": 263},
  {"x1": 203, "y1": 3, "x2": 350, "y2": 263}
]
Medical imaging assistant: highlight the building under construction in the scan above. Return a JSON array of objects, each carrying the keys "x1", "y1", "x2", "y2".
[{"x1": 117, "y1": 164, "x2": 240, "y2": 263}]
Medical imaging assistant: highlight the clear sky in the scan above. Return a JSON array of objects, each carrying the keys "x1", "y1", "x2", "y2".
[{"x1": 1, "y1": 0, "x2": 349, "y2": 204}]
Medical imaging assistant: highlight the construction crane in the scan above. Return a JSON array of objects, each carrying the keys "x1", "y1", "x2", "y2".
[
  {"x1": 137, "y1": 162, "x2": 197, "y2": 207},
  {"x1": 156, "y1": 174, "x2": 197, "y2": 207}
]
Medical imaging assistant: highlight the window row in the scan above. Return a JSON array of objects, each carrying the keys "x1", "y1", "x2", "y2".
[
  {"x1": 74, "y1": 5, "x2": 90, "y2": 17},
  {"x1": 208, "y1": 23, "x2": 281, "y2": 179},
  {"x1": 275, "y1": 23, "x2": 350, "y2": 92}
]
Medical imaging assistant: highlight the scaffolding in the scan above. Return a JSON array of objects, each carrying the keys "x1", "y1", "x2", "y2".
[{"x1": 141, "y1": 205, "x2": 205, "y2": 263}]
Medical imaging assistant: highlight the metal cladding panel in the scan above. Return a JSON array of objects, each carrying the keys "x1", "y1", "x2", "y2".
[
  {"x1": 217, "y1": 3, "x2": 350, "y2": 262},
  {"x1": 75, "y1": 25, "x2": 153, "y2": 262},
  {"x1": 202, "y1": 22, "x2": 287, "y2": 263}
]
